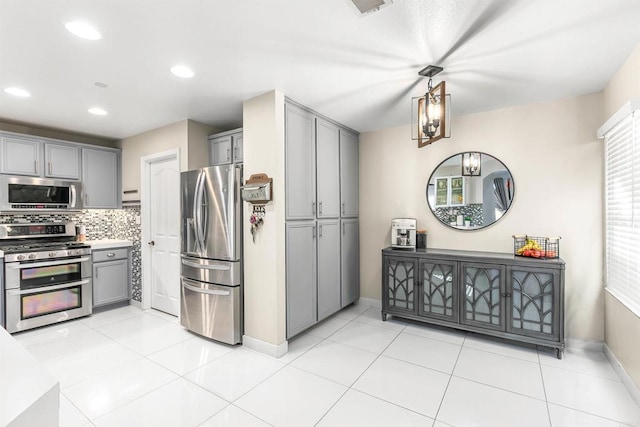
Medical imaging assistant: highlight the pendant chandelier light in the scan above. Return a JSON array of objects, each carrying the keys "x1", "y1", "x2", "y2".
[
  {"x1": 411, "y1": 65, "x2": 451, "y2": 147},
  {"x1": 462, "y1": 152, "x2": 482, "y2": 176}
]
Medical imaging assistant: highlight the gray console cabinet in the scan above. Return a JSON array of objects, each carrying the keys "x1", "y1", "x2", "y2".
[
  {"x1": 93, "y1": 247, "x2": 131, "y2": 308},
  {"x1": 382, "y1": 248, "x2": 565, "y2": 358}
]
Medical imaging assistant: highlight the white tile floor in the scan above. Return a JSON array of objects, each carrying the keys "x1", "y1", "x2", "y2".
[{"x1": 13, "y1": 303, "x2": 640, "y2": 427}]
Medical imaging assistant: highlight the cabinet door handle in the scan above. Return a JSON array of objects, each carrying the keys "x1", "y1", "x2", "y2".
[
  {"x1": 343, "y1": 223, "x2": 345, "y2": 234},
  {"x1": 342, "y1": 202, "x2": 345, "y2": 214},
  {"x1": 48, "y1": 162, "x2": 52, "y2": 175},
  {"x1": 234, "y1": 145, "x2": 238, "y2": 159},
  {"x1": 107, "y1": 253, "x2": 115, "y2": 257},
  {"x1": 312, "y1": 226, "x2": 316, "y2": 239},
  {"x1": 227, "y1": 148, "x2": 231, "y2": 162},
  {"x1": 319, "y1": 201, "x2": 323, "y2": 215},
  {"x1": 34, "y1": 161, "x2": 38, "y2": 174},
  {"x1": 148, "y1": 241, "x2": 155, "y2": 246},
  {"x1": 85, "y1": 193, "x2": 89, "y2": 205},
  {"x1": 319, "y1": 224, "x2": 323, "y2": 237},
  {"x1": 312, "y1": 202, "x2": 316, "y2": 215}
]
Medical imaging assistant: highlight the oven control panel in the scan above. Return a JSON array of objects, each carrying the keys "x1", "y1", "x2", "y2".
[{"x1": 0, "y1": 223, "x2": 75, "y2": 239}]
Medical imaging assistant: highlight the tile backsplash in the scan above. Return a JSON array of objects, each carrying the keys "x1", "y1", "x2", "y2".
[{"x1": 0, "y1": 207, "x2": 143, "y2": 302}]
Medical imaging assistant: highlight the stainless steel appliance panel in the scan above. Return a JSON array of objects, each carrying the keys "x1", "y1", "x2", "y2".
[
  {"x1": 5, "y1": 278, "x2": 92, "y2": 333},
  {"x1": 180, "y1": 256, "x2": 240, "y2": 287},
  {"x1": 0, "y1": 176, "x2": 84, "y2": 212},
  {"x1": 180, "y1": 277, "x2": 241, "y2": 344},
  {"x1": 181, "y1": 165, "x2": 241, "y2": 261},
  {"x1": 4, "y1": 256, "x2": 92, "y2": 290}
]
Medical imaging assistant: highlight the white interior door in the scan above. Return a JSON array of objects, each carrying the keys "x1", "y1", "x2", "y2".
[{"x1": 148, "y1": 155, "x2": 180, "y2": 315}]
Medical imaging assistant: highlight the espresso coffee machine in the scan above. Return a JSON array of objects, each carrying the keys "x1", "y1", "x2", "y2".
[{"x1": 391, "y1": 218, "x2": 417, "y2": 249}]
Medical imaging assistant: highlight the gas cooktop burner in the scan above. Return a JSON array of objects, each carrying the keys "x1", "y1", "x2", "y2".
[{"x1": 0, "y1": 241, "x2": 90, "y2": 254}]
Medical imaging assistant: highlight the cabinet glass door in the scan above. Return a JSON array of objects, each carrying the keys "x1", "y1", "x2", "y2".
[
  {"x1": 509, "y1": 268, "x2": 559, "y2": 340},
  {"x1": 419, "y1": 260, "x2": 457, "y2": 322},
  {"x1": 384, "y1": 258, "x2": 416, "y2": 315},
  {"x1": 461, "y1": 263, "x2": 503, "y2": 330}
]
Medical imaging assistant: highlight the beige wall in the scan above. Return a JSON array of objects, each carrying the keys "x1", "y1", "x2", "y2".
[
  {"x1": 187, "y1": 120, "x2": 217, "y2": 170},
  {"x1": 117, "y1": 120, "x2": 188, "y2": 201},
  {"x1": 0, "y1": 118, "x2": 117, "y2": 148},
  {"x1": 603, "y1": 42, "x2": 640, "y2": 389},
  {"x1": 360, "y1": 92, "x2": 604, "y2": 342},
  {"x1": 242, "y1": 91, "x2": 287, "y2": 347},
  {"x1": 604, "y1": 43, "x2": 640, "y2": 118}
]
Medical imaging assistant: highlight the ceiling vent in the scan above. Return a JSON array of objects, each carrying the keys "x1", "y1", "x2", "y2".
[{"x1": 345, "y1": 0, "x2": 393, "y2": 16}]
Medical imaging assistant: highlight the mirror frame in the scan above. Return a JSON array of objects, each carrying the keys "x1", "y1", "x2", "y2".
[{"x1": 426, "y1": 151, "x2": 515, "y2": 231}]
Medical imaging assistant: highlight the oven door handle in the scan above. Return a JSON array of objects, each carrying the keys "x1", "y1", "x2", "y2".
[
  {"x1": 8, "y1": 279, "x2": 91, "y2": 295},
  {"x1": 6, "y1": 256, "x2": 91, "y2": 269}
]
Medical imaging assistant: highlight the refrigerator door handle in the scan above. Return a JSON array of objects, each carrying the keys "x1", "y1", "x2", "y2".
[
  {"x1": 194, "y1": 171, "x2": 205, "y2": 254},
  {"x1": 182, "y1": 279, "x2": 231, "y2": 296},
  {"x1": 181, "y1": 259, "x2": 231, "y2": 270}
]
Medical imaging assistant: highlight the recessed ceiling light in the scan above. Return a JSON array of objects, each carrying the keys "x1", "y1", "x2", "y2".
[
  {"x1": 94, "y1": 82, "x2": 108, "y2": 88},
  {"x1": 65, "y1": 21, "x2": 102, "y2": 40},
  {"x1": 170, "y1": 65, "x2": 194, "y2": 78},
  {"x1": 88, "y1": 107, "x2": 107, "y2": 116},
  {"x1": 4, "y1": 87, "x2": 31, "y2": 97}
]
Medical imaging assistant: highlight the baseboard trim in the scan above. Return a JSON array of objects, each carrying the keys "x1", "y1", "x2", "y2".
[
  {"x1": 565, "y1": 338, "x2": 604, "y2": 352},
  {"x1": 604, "y1": 343, "x2": 640, "y2": 407},
  {"x1": 242, "y1": 335, "x2": 288, "y2": 358},
  {"x1": 129, "y1": 299, "x2": 142, "y2": 309},
  {"x1": 357, "y1": 297, "x2": 381, "y2": 308}
]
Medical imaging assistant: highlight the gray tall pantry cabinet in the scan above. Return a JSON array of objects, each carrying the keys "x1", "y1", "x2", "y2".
[{"x1": 285, "y1": 101, "x2": 360, "y2": 338}]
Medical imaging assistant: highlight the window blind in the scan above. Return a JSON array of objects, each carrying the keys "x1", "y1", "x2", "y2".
[{"x1": 605, "y1": 110, "x2": 640, "y2": 315}]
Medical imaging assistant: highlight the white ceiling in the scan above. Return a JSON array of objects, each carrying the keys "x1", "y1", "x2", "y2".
[{"x1": 2, "y1": 0, "x2": 640, "y2": 140}]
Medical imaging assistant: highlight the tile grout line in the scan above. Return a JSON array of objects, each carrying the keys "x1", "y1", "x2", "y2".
[
  {"x1": 537, "y1": 349, "x2": 553, "y2": 427},
  {"x1": 431, "y1": 332, "x2": 467, "y2": 425}
]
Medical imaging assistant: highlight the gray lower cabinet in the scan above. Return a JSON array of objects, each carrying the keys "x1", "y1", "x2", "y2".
[
  {"x1": 93, "y1": 248, "x2": 131, "y2": 308},
  {"x1": 317, "y1": 220, "x2": 341, "y2": 320},
  {"x1": 286, "y1": 221, "x2": 317, "y2": 337},
  {"x1": 382, "y1": 248, "x2": 565, "y2": 358},
  {"x1": 341, "y1": 219, "x2": 359, "y2": 306}
]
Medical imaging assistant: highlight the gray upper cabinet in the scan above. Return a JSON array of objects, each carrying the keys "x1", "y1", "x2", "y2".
[
  {"x1": 286, "y1": 221, "x2": 317, "y2": 337},
  {"x1": 209, "y1": 129, "x2": 243, "y2": 165},
  {"x1": 232, "y1": 133, "x2": 243, "y2": 163},
  {"x1": 210, "y1": 135, "x2": 233, "y2": 165},
  {"x1": 44, "y1": 143, "x2": 80, "y2": 179},
  {"x1": 340, "y1": 130, "x2": 359, "y2": 217},
  {"x1": 82, "y1": 148, "x2": 121, "y2": 208},
  {"x1": 316, "y1": 119, "x2": 340, "y2": 218},
  {"x1": 285, "y1": 104, "x2": 316, "y2": 220},
  {"x1": 341, "y1": 219, "x2": 359, "y2": 306},
  {"x1": 317, "y1": 219, "x2": 341, "y2": 320},
  {"x1": 0, "y1": 135, "x2": 41, "y2": 176}
]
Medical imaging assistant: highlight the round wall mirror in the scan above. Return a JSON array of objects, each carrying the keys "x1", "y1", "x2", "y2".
[{"x1": 426, "y1": 152, "x2": 515, "y2": 230}]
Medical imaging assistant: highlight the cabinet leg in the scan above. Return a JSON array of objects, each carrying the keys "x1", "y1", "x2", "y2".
[
  {"x1": 381, "y1": 312, "x2": 387, "y2": 321},
  {"x1": 556, "y1": 348, "x2": 564, "y2": 360}
]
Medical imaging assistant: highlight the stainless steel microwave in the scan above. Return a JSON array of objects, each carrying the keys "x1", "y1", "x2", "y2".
[{"x1": 0, "y1": 176, "x2": 84, "y2": 212}]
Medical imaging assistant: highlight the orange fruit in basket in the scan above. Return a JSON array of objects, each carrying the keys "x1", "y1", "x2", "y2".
[{"x1": 546, "y1": 250, "x2": 557, "y2": 258}]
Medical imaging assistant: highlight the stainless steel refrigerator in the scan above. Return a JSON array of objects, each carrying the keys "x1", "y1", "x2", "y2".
[{"x1": 180, "y1": 164, "x2": 242, "y2": 344}]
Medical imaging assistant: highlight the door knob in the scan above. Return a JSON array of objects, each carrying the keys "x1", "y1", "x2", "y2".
[{"x1": 148, "y1": 241, "x2": 155, "y2": 246}]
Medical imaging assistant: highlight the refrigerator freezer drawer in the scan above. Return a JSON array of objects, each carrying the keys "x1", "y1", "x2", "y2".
[
  {"x1": 180, "y1": 277, "x2": 241, "y2": 344},
  {"x1": 180, "y1": 256, "x2": 241, "y2": 286}
]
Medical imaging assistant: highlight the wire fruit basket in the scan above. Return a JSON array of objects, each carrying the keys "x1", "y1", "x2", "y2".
[{"x1": 513, "y1": 235, "x2": 560, "y2": 259}]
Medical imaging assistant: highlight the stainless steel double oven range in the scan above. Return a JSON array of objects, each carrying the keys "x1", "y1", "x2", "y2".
[{"x1": 1, "y1": 222, "x2": 92, "y2": 333}]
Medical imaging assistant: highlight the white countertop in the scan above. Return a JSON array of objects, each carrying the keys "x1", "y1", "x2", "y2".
[
  {"x1": 86, "y1": 239, "x2": 134, "y2": 250},
  {"x1": 0, "y1": 327, "x2": 59, "y2": 426}
]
